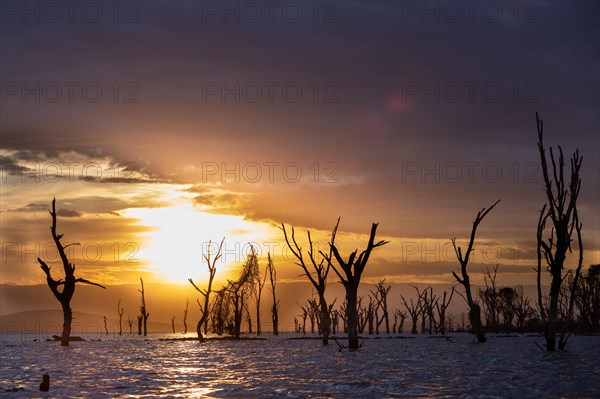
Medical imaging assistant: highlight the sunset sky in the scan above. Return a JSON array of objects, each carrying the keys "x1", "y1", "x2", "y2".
[{"x1": 1, "y1": 1, "x2": 599, "y2": 316}]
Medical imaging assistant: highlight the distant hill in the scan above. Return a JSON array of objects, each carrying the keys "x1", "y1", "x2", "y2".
[{"x1": 0, "y1": 309, "x2": 172, "y2": 335}]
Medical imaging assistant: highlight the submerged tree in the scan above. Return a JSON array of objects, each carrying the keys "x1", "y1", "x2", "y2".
[
  {"x1": 138, "y1": 278, "x2": 150, "y2": 336},
  {"x1": 117, "y1": 299, "x2": 124, "y2": 336},
  {"x1": 36, "y1": 198, "x2": 105, "y2": 346},
  {"x1": 266, "y1": 253, "x2": 280, "y2": 335},
  {"x1": 282, "y1": 218, "x2": 339, "y2": 345},
  {"x1": 189, "y1": 238, "x2": 224, "y2": 342},
  {"x1": 535, "y1": 112, "x2": 583, "y2": 351},
  {"x1": 451, "y1": 199, "x2": 500, "y2": 343},
  {"x1": 182, "y1": 299, "x2": 189, "y2": 334},
  {"x1": 325, "y1": 222, "x2": 389, "y2": 349}
]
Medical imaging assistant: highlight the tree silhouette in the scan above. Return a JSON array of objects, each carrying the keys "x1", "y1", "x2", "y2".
[
  {"x1": 182, "y1": 299, "x2": 190, "y2": 334},
  {"x1": 535, "y1": 112, "x2": 583, "y2": 351},
  {"x1": 138, "y1": 278, "x2": 149, "y2": 336},
  {"x1": 117, "y1": 299, "x2": 124, "y2": 336},
  {"x1": 189, "y1": 238, "x2": 223, "y2": 342},
  {"x1": 451, "y1": 199, "x2": 500, "y2": 343},
  {"x1": 36, "y1": 198, "x2": 105, "y2": 346},
  {"x1": 324, "y1": 222, "x2": 388, "y2": 349},
  {"x1": 282, "y1": 218, "x2": 339, "y2": 344},
  {"x1": 266, "y1": 253, "x2": 280, "y2": 335}
]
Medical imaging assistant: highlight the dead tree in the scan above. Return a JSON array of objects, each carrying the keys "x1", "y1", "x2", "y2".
[
  {"x1": 137, "y1": 315, "x2": 142, "y2": 335},
  {"x1": 422, "y1": 287, "x2": 438, "y2": 334},
  {"x1": 535, "y1": 112, "x2": 583, "y2": 351},
  {"x1": 325, "y1": 222, "x2": 389, "y2": 349},
  {"x1": 436, "y1": 288, "x2": 455, "y2": 335},
  {"x1": 138, "y1": 278, "x2": 150, "y2": 336},
  {"x1": 254, "y1": 259, "x2": 267, "y2": 335},
  {"x1": 117, "y1": 299, "x2": 124, "y2": 336},
  {"x1": 103, "y1": 316, "x2": 109, "y2": 335},
  {"x1": 127, "y1": 316, "x2": 133, "y2": 334},
  {"x1": 393, "y1": 309, "x2": 408, "y2": 333},
  {"x1": 189, "y1": 238, "x2": 223, "y2": 342},
  {"x1": 479, "y1": 265, "x2": 500, "y2": 332},
  {"x1": 401, "y1": 289, "x2": 423, "y2": 334},
  {"x1": 36, "y1": 198, "x2": 105, "y2": 346},
  {"x1": 225, "y1": 247, "x2": 256, "y2": 338},
  {"x1": 183, "y1": 299, "x2": 189, "y2": 334},
  {"x1": 298, "y1": 303, "x2": 308, "y2": 334},
  {"x1": 451, "y1": 199, "x2": 500, "y2": 343},
  {"x1": 282, "y1": 218, "x2": 339, "y2": 345},
  {"x1": 171, "y1": 316, "x2": 176, "y2": 333},
  {"x1": 371, "y1": 280, "x2": 391, "y2": 334},
  {"x1": 266, "y1": 253, "x2": 280, "y2": 335}
]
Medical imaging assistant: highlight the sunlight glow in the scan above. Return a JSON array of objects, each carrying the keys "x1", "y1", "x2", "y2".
[{"x1": 122, "y1": 203, "x2": 274, "y2": 283}]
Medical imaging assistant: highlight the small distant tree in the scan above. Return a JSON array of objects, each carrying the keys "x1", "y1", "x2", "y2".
[
  {"x1": 189, "y1": 238, "x2": 224, "y2": 342},
  {"x1": 479, "y1": 265, "x2": 500, "y2": 332},
  {"x1": 171, "y1": 316, "x2": 176, "y2": 334},
  {"x1": 371, "y1": 280, "x2": 391, "y2": 334},
  {"x1": 401, "y1": 286, "x2": 424, "y2": 334},
  {"x1": 127, "y1": 316, "x2": 133, "y2": 334},
  {"x1": 103, "y1": 316, "x2": 109, "y2": 335},
  {"x1": 324, "y1": 222, "x2": 389, "y2": 349},
  {"x1": 282, "y1": 218, "x2": 340, "y2": 345},
  {"x1": 436, "y1": 288, "x2": 455, "y2": 335},
  {"x1": 266, "y1": 253, "x2": 280, "y2": 335},
  {"x1": 117, "y1": 299, "x2": 124, "y2": 336},
  {"x1": 451, "y1": 199, "x2": 500, "y2": 343},
  {"x1": 36, "y1": 198, "x2": 106, "y2": 346},
  {"x1": 535, "y1": 112, "x2": 583, "y2": 351},
  {"x1": 138, "y1": 278, "x2": 150, "y2": 336},
  {"x1": 182, "y1": 299, "x2": 189, "y2": 334}
]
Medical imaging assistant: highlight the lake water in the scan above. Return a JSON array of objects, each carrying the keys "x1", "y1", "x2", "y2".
[{"x1": 1, "y1": 333, "x2": 599, "y2": 398}]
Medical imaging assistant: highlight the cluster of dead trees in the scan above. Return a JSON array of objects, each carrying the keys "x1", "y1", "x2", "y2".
[{"x1": 188, "y1": 242, "x2": 280, "y2": 342}]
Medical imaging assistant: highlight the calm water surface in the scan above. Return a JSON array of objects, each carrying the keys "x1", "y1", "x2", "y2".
[{"x1": 1, "y1": 334, "x2": 599, "y2": 398}]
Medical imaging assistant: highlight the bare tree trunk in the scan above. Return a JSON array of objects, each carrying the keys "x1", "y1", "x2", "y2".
[
  {"x1": 535, "y1": 112, "x2": 583, "y2": 351},
  {"x1": 61, "y1": 303, "x2": 72, "y2": 346},
  {"x1": 190, "y1": 238, "x2": 223, "y2": 342},
  {"x1": 451, "y1": 199, "x2": 500, "y2": 343},
  {"x1": 36, "y1": 198, "x2": 105, "y2": 346},
  {"x1": 117, "y1": 300, "x2": 124, "y2": 336},
  {"x1": 138, "y1": 278, "x2": 150, "y2": 337},
  {"x1": 267, "y1": 254, "x2": 279, "y2": 336},
  {"x1": 103, "y1": 316, "x2": 109, "y2": 335},
  {"x1": 183, "y1": 299, "x2": 189, "y2": 335}
]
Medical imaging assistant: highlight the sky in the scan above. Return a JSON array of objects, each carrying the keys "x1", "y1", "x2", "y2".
[{"x1": 1, "y1": 1, "x2": 599, "y2": 316}]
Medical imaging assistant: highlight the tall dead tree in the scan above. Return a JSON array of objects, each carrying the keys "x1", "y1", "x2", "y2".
[
  {"x1": 182, "y1": 299, "x2": 189, "y2": 334},
  {"x1": 127, "y1": 316, "x2": 133, "y2": 334},
  {"x1": 36, "y1": 198, "x2": 105, "y2": 346},
  {"x1": 282, "y1": 218, "x2": 339, "y2": 345},
  {"x1": 266, "y1": 253, "x2": 280, "y2": 335},
  {"x1": 171, "y1": 316, "x2": 176, "y2": 333},
  {"x1": 324, "y1": 222, "x2": 389, "y2": 349},
  {"x1": 117, "y1": 299, "x2": 124, "y2": 336},
  {"x1": 451, "y1": 199, "x2": 500, "y2": 343},
  {"x1": 189, "y1": 238, "x2": 224, "y2": 342},
  {"x1": 138, "y1": 278, "x2": 150, "y2": 336},
  {"x1": 103, "y1": 316, "x2": 108, "y2": 335},
  {"x1": 535, "y1": 112, "x2": 583, "y2": 351}
]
